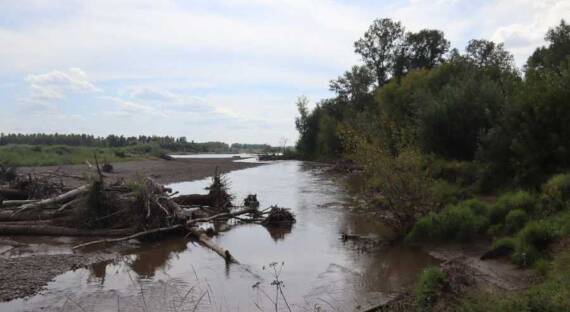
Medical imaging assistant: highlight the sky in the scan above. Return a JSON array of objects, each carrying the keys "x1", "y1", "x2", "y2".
[{"x1": 0, "y1": 0, "x2": 568, "y2": 145}]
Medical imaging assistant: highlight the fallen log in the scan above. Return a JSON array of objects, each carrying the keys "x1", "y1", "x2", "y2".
[
  {"x1": 187, "y1": 227, "x2": 239, "y2": 264},
  {"x1": 1, "y1": 200, "x2": 38, "y2": 208},
  {"x1": 73, "y1": 208, "x2": 258, "y2": 250},
  {"x1": 72, "y1": 224, "x2": 184, "y2": 249},
  {"x1": 186, "y1": 208, "x2": 258, "y2": 226},
  {"x1": 0, "y1": 225, "x2": 134, "y2": 237},
  {"x1": 12, "y1": 185, "x2": 89, "y2": 216},
  {"x1": 0, "y1": 210, "x2": 67, "y2": 221}
]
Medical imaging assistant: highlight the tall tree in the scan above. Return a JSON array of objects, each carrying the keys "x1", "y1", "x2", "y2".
[
  {"x1": 527, "y1": 19, "x2": 570, "y2": 72},
  {"x1": 405, "y1": 29, "x2": 450, "y2": 70},
  {"x1": 329, "y1": 65, "x2": 374, "y2": 111},
  {"x1": 465, "y1": 39, "x2": 514, "y2": 71},
  {"x1": 354, "y1": 18, "x2": 405, "y2": 86}
]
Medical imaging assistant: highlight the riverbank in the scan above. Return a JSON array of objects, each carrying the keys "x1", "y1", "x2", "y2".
[
  {"x1": 19, "y1": 157, "x2": 264, "y2": 187},
  {"x1": 0, "y1": 157, "x2": 265, "y2": 304}
]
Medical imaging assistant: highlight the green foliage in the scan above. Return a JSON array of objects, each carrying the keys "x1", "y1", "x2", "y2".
[
  {"x1": 407, "y1": 200, "x2": 488, "y2": 243},
  {"x1": 430, "y1": 180, "x2": 466, "y2": 206},
  {"x1": 492, "y1": 237, "x2": 516, "y2": 251},
  {"x1": 478, "y1": 23, "x2": 570, "y2": 186},
  {"x1": 542, "y1": 173, "x2": 570, "y2": 212},
  {"x1": 415, "y1": 267, "x2": 446, "y2": 312},
  {"x1": 504, "y1": 209, "x2": 529, "y2": 234},
  {"x1": 489, "y1": 191, "x2": 538, "y2": 225}
]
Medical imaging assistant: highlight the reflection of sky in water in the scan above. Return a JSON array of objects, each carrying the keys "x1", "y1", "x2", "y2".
[{"x1": 1, "y1": 161, "x2": 436, "y2": 312}]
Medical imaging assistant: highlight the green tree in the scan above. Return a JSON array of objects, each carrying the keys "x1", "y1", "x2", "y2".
[
  {"x1": 527, "y1": 19, "x2": 570, "y2": 72},
  {"x1": 354, "y1": 18, "x2": 405, "y2": 86}
]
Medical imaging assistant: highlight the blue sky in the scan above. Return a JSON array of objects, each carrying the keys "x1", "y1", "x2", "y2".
[{"x1": 0, "y1": 0, "x2": 568, "y2": 145}]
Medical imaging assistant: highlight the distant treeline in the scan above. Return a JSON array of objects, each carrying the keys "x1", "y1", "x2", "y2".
[{"x1": 0, "y1": 133, "x2": 279, "y2": 154}]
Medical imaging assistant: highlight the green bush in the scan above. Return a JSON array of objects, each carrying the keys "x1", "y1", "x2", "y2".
[
  {"x1": 504, "y1": 209, "x2": 528, "y2": 234},
  {"x1": 430, "y1": 180, "x2": 466, "y2": 206},
  {"x1": 533, "y1": 258, "x2": 551, "y2": 277},
  {"x1": 428, "y1": 159, "x2": 481, "y2": 187},
  {"x1": 492, "y1": 237, "x2": 516, "y2": 251},
  {"x1": 511, "y1": 221, "x2": 560, "y2": 266},
  {"x1": 416, "y1": 267, "x2": 446, "y2": 311},
  {"x1": 489, "y1": 191, "x2": 538, "y2": 225},
  {"x1": 542, "y1": 173, "x2": 570, "y2": 213},
  {"x1": 407, "y1": 200, "x2": 488, "y2": 242},
  {"x1": 518, "y1": 221, "x2": 559, "y2": 251}
]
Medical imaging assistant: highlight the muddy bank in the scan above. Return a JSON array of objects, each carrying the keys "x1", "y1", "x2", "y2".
[
  {"x1": 0, "y1": 252, "x2": 117, "y2": 301},
  {"x1": 19, "y1": 157, "x2": 264, "y2": 187},
  {"x1": 0, "y1": 157, "x2": 263, "y2": 303}
]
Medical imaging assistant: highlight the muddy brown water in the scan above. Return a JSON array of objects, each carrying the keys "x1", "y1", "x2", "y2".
[{"x1": 0, "y1": 161, "x2": 436, "y2": 312}]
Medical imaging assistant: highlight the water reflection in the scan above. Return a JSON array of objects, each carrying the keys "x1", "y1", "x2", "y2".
[
  {"x1": 264, "y1": 224, "x2": 294, "y2": 241},
  {"x1": 125, "y1": 239, "x2": 188, "y2": 279},
  {"x1": 1, "y1": 161, "x2": 437, "y2": 312}
]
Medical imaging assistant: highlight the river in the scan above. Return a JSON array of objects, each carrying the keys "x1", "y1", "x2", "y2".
[{"x1": 1, "y1": 160, "x2": 436, "y2": 311}]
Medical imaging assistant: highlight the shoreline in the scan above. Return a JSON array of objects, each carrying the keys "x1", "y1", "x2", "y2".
[
  {"x1": 0, "y1": 158, "x2": 267, "y2": 303},
  {"x1": 19, "y1": 157, "x2": 265, "y2": 187}
]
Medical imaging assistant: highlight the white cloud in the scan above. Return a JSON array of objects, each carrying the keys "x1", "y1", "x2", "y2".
[
  {"x1": 25, "y1": 67, "x2": 100, "y2": 102},
  {"x1": 2, "y1": 0, "x2": 570, "y2": 144}
]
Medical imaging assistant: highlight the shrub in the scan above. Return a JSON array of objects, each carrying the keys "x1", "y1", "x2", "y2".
[
  {"x1": 542, "y1": 173, "x2": 570, "y2": 213},
  {"x1": 512, "y1": 221, "x2": 560, "y2": 266},
  {"x1": 114, "y1": 150, "x2": 126, "y2": 158},
  {"x1": 407, "y1": 213, "x2": 439, "y2": 242},
  {"x1": 415, "y1": 267, "x2": 446, "y2": 311},
  {"x1": 533, "y1": 258, "x2": 550, "y2": 277},
  {"x1": 430, "y1": 180, "x2": 466, "y2": 206},
  {"x1": 428, "y1": 159, "x2": 481, "y2": 187},
  {"x1": 460, "y1": 198, "x2": 489, "y2": 216},
  {"x1": 489, "y1": 191, "x2": 538, "y2": 224},
  {"x1": 407, "y1": 200, "x2": 488, "y2": 242},
  {"x1": 492, "y1": 237, "x2": 516, "y2": 251},
  {"x1": 504, "y1": 209, "x2": 528, "y2": 234},
  {"x1": 518, "y1": 221, "x2": 559, "y2": 251}
]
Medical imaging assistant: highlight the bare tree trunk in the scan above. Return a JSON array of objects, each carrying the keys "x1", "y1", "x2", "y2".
[
  {"x1": 1, "y1": 200, "x2": 38, "y2": 208},
  {"x1": 12, "y1": 185, "x2": 89, "y2": 215},
  {"x1": 72, "y1": 224, "x2": 184, "y2": 249},
  {"x1": 0, "y1": 225, "x2": 134, "y2": 236}
]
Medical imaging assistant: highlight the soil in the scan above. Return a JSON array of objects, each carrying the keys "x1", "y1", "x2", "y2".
[
  {"x1": 427, "y1": 242, "x2": 535, "y2": 291},
  {"x1": 19, "y1": 157, "x2": 264, "y2": 187},
  {"x1": 1, "y1": 157, "x2": 265, "y2": 302}
]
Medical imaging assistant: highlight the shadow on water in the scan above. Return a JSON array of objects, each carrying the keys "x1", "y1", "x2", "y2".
[{"x1": 1, "y1": 161, "x2": 437, "y2": 311}]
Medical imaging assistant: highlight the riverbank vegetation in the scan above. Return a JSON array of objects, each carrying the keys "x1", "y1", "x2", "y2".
[
  {"x1": 294, "y1": 17, "x2": 570, "y2": 311},
  {"x1": 0, "y1": 133, "x2": 284, "y2": 166}
]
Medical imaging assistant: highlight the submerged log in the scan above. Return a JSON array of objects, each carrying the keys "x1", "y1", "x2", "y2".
[
  {"x1": 187, "y1": 227, "x2": 239, "y2": 264},
  {"x1": 12, "y1": 185, "x2": 88, "y2": 215},
  {"x1": 0, "y1": 225, "x2": 134, "y2": 236}
]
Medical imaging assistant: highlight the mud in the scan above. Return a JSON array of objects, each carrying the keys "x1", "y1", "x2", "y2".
[
  {"x1": 0, "y1": 253, "x2": 117, "y2": 301},
  {"x1": 19, "y1": 157, "x2": 264, "y2": 187}
]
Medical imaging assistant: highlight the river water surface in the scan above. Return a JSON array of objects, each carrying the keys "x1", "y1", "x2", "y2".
[{"x1": 1, "y1": 161, "x2": 436, "y2": 311}]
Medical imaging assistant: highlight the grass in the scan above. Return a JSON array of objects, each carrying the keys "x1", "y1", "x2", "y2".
[
  {"x1": 0, "y1": 144, "x2": 164, "y2": 167},
  {"x1": 415, "y1": 267, "x2": 446, "y2": 312}
]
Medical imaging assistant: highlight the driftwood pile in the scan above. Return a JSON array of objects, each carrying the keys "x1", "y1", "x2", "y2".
[{"x1": 0, "y1": 165, "x2": 294, "y2": 264}]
